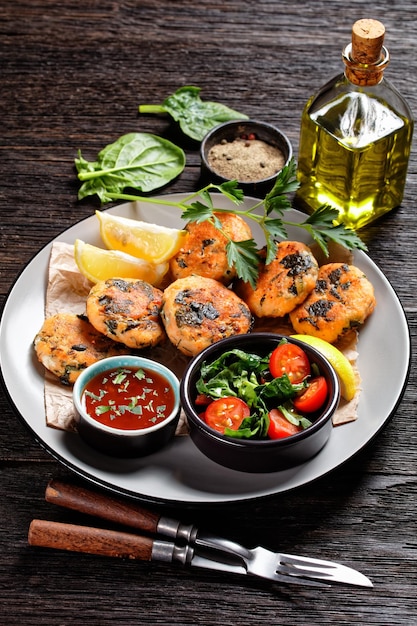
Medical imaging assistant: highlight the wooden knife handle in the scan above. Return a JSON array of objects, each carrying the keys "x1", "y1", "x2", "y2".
[
  {"x1": 45, "y1": 480, "x2": 160, "y2": 533},
  {"x1": 28, "y1": 519, "x2": 154, "y2": 560}
]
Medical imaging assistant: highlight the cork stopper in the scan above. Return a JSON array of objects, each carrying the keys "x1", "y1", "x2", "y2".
[
  {"x1": 344, "y1": 19, "x2": 388, "y2": 86},
  {"x1": 351, "y1": 19, "x2": 385, "y2": 64}
]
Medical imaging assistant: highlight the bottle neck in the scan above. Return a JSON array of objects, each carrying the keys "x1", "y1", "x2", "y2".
[{"x1": 342, "y1": 42, "x2": 390, "y2": 87}]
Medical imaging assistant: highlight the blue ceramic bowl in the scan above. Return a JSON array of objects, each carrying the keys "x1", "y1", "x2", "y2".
[
  {"x1": 180, "y1": 333, "x2": 340, "y2": 473},
  {"x1": 73, "y1": 355, "x2": 180, "y2": 457}
]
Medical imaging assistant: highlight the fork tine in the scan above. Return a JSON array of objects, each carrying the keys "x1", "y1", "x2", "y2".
[
  {"x1": 279, "y1": 553, "x2": 337, "y2": 576},
  {"x1": 280, "y1": 553, "x2": 338, "y2": 569},
  {"x1": 272, "y1": 572, "x2": 330, "y2": 588},
  {"x1": 277, "y1": 553, "x2": 373, "y2": 587}
]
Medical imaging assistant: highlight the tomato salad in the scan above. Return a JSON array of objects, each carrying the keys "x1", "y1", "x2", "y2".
[{"x1": 194, "y1": 340, "x2": 329, "y2": 440}]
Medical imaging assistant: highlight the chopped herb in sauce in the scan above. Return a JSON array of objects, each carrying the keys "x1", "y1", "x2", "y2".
[{"x1": 82, "y1": 366, "x2": 175, "y2": 430}]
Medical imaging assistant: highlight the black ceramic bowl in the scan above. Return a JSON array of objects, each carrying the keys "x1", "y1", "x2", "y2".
[
  {"x1": 200, "y1": 119, "x2": 293, "y2": 196},
  {"x1": 180, "y1": 333, "x2": 340, "y2": 473},
  {"x1": 73, "y1": 355, "x2": 181, "y2": 457}
]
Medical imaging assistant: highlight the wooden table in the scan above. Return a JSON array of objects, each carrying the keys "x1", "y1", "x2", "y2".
[{"x1": 1, "y1": 2, "x2": 416, "y2": 623}]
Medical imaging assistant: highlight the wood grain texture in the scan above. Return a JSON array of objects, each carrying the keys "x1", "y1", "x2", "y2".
[
  {"x1": 45, "y1": 480, "x2": 161, "y2": 533},
  {"x1": 28, "y1": 519, "x2": 155, "y2": 560},
  {"x1": 1, "y1": 1, "x2": 416, "y2": 624}
]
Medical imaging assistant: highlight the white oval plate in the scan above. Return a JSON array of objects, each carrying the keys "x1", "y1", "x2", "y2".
[{"x1": 0, "y1": 195, "x2": 410, "y2": 504}]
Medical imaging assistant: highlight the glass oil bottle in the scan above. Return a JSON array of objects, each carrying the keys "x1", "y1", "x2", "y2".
[{"x1": 295, "y1": 19, "x2": 414, "y2": 229}]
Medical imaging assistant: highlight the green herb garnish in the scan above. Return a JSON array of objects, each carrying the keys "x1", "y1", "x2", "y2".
[
  {"x1": 101, "y1": 158, "x2": 366, "y2": 288},
  {"x1": 139, "y1": 86, "x2": 248, "y2": 141}
]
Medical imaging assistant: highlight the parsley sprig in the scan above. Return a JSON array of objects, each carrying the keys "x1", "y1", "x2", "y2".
[{"x1": 104, "y1": 158, "x2": 366, "y2": 288}]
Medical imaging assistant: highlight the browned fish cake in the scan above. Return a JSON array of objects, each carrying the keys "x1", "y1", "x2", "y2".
[
  {"x1": 235, "y1": 241, "x2": 319, "y2": 317},
  {"x1": 289, "y1": 263, "x2": 376, "y2": 343},
  {"x1": 161, "y1": 275, "x2": 253, "y2": 356},
  {"x1": 169, "y1": 212, "x2": 252, "y2": 285},
  {"x1": 86, "y1": 278, "x2": 165, "y2": 349},
  {"x1": 33, "y1": 312, "x2": 129, "y2": 385}
]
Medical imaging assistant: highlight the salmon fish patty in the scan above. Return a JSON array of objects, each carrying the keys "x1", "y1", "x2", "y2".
[
  {"x1": 289, "y1": 263, "x2": 376, "y2": 343},
  {"x1": 86, "y1": 278, "x2": 165, "y2": 349},
  {"x1": 169, "y1": 212, "x2": 252, "y2": 285},
  {"x1": 235, "y1": 241, "x2": 319, "y2": 317},
  {"x1": 161, "y1": 276, "x2": 253, "y2": 356},
  {"x1": 33, "y1": 312, "x2": 129, "y2": 385}
]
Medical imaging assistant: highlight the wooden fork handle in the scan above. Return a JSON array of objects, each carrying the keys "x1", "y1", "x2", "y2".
[
  {"x1": 45, "y1": 479, "x2": 160, "y2": 533},
  {"x1": 28, "y1": 519, "x2": 154, "y2": 560}
]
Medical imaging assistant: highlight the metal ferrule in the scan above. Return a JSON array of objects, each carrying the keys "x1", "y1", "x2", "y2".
[
  {"x1": 157, "y1": 516, "x2": 198, "y2": 543},
  {"x1": 151, "y1": 539, "x2": 194, "y2": 565}
]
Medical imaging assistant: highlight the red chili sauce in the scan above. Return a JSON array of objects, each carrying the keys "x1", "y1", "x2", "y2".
[{"x1": 82, "y1": 366, "x2": 175, "y2": 431}]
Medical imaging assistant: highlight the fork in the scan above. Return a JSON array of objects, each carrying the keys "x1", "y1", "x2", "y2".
[{"x1": 29, "y1": 479, "x2": 372, "y2": 588}]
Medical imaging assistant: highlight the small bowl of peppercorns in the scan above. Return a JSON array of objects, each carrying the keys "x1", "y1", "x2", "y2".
[{"x1": 200, "y1": 119, "x2": 293, "y2": 197}]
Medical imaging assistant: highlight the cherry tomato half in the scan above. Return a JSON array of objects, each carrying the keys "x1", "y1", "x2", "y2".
[
  {"x1": 203, "y1": 397, "x2": 251, "y2": 433},
  {"x1": 269, "y1": 343, "x2": 311, "y2": 383},
  {"x1": 267, "y1": 408, "x2": 303, "y2": 439},
  {"x1": 293, "y1": 376, "x2": 328, "y2": 413},
  {"x1": 194, "y1": 393, "x2": 212, "y2": 406}
]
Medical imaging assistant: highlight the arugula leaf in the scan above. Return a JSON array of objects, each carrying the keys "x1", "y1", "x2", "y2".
[
  {"x1": 75, "y1": 133, "x2": 185, "y2": 202},
  {"x1": 139, "y1": 86, "x2": 248, "y2": 141}
]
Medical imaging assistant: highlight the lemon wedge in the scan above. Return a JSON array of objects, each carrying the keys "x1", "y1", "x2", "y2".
[
  {"x1": 96, "y1": 211, "x2": 187, "y2": 264},
  {"x1": 290, "y1": 334, "x2": 357, "y2": 401},
  {"x1": 74, "y1": 239, "x2": 168, "y2": 285}
]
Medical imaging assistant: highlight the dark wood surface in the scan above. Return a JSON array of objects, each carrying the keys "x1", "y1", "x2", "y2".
[{"x1": 1, "y1": 1, "x2": 416, "y2": 624}]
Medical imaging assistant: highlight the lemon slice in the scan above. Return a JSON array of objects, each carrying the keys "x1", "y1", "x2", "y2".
[
  {"x1": 290, "y1": 334, "x2": 357, "y2": 401},
  {"x1": 96, "y1": 211, "x2": 187, "y2": 264},
  {"x1": 74, "y1": 239, "x2": 168, "y2": 285}
]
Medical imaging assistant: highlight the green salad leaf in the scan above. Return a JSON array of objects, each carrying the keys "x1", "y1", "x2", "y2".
[
  {"x1": 75, "y1": 133, "x2": 185, "y2": 202},
  {"x1": 195, "y1": 347, "x2": 307, "y2": 440},
  {"x1": 139, "y1": 86, "x2": 248, "y2": 141}
]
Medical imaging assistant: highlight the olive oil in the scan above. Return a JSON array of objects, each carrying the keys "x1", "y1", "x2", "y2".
[{"x1": 296, "y1": 19, "x2": 414, "y2": 230}]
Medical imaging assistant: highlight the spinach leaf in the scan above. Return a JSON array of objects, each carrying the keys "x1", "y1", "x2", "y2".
[
  {"x1": 75, "y1": 133, "x2": 185, "y2": 202},
  {"x1": 199, "y1": 349, "x2": 269, "y2": 380},
  {"x1": 224, "y1": 410, "x2": 269, "y2": 439},
  {"x1": 196, "y1": 369, "x2": 238, "y2": 400},
  {"x1": 279, "y1": 403, "x2": 312, "y2": 429},
  {"x1": 139, "y1": 86, "x2": 248, "y2": 142},
  {"x1": 257, "y1": 374, "x2": 303, "y2": 403}
]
